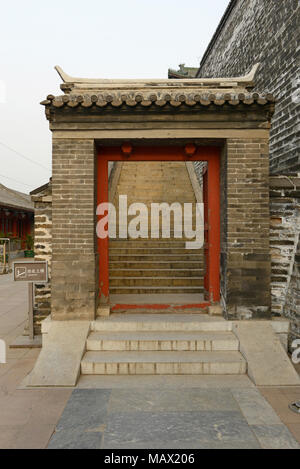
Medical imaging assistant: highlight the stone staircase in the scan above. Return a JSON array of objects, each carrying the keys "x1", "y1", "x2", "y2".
[
  {"x1": 81, "y1": 314, "x2": 247, "y2": 376},
  {"x1": 109, "y1": 161, "x2": 205, "y2": 296}
]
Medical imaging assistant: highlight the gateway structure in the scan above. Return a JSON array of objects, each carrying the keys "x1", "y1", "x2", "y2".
[{"x1": 27, "y1": 65, "x2": 300, "y2": 387}]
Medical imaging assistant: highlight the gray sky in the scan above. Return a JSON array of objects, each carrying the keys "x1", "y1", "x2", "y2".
[{"x1": 0, "y1": 0, "x2": 230, "y2": 193}]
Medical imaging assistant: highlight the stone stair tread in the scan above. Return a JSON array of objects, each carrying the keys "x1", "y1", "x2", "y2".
[
  {"x1": 88, "y1": 330, "x2": 238, "y2": 342},
  {"x1": 110, "y1": 286, "x2": 203, "y2": 291},
  {"x1": 112, "y1": 267, "x2": 203, "y2": 272},
  {"x1": 109, "y1": 259, "x2": 203, "y2": 270},
  {"x1": 110, "y1": 275, "x2": 203, "y2": 280},
  {"x1": 109, "y1": 248, "x2": 203, "y2": 251},
  {"x1": 109, "y1": 254, "x2": 203, "y2": 257},
  {"x1": 82, "y1": 350, "x2": 245, "y2": 363},
  {"x1": 92, "y1": 315, "x2": 231, "y2": 332},
  {"x1": 94, "y1": 313, "x2": 225, "y2": 322}
]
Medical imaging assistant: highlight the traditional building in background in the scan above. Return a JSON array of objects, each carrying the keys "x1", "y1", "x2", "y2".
[
  {"x1": 168, "y1": 64, "x2": 198, "y2": 79},
  {"x1": 0, "y1": 183, "x2": 34, "y2": 255}
]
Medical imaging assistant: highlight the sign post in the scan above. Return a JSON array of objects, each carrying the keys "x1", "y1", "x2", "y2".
[
  {"x1": 14, "y1": 261, "x2": 48, "y2": 341},
  {"x1": 28, "y1": 282, "x2": 34, "y2": 340}
]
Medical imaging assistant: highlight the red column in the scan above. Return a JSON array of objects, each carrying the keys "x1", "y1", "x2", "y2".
[
  {"x1": 207, "y1": 153, "x2": 220, "y2": 303},
  {"x1": 12, "y1": 215, "x2": 17, "y2": 238},
  {"x1": 97, "y1": 156, "x2": 109, "y2": 303}
]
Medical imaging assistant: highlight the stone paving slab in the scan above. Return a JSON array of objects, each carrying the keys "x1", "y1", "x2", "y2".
[
  {"x1": 47, "y1": 387, "x2": 300, "y2": 449},
  {"x1": 103, "y1": 410, "x2": 259, "y2": 448},
  {"x1": 76, "y1": 374, "x2": 256, "y2": 389},
  {"x1": 231, "y1": 388, "x2": 282, "y2": 425},
  {"x1": 108, "y1": 388, "x2": 241, "y2": 413},
  {"x1": 250, "y1": 424, "x2": 300, "y2": 449}
]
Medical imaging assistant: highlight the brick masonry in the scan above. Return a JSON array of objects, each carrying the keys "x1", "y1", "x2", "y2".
[
  {"x1": 39, "y1": 71, "x2": 275, "y2": 322},
  {"x1": 224, "y1": 138, "x2": 271, "y2": 319},
  {"x1": 270, "y1": 176, "x2": 300, "y2": 345},
  {"x1": 51, "y1": 138, "x2": 97, "y2": 320},
  {"x1": 35, "y1": 137, "x2": 272, "y2": 322},
  {"x1": 194, "y1": 140, "x2": 271, "y2": 319},
  {"x1": 36, "y1": 164, "x2": 300, "y2": 344},
  {"x1": 197, "y1": 0, "x2": 300, "y2": 174},
  {"x1": 31, "y1": 181, "x2": 52, "y2": 333}
]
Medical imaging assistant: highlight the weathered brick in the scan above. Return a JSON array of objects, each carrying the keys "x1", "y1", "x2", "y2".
[{"x1": 197, "y1": 0, "x2": 300, "y2": 174}]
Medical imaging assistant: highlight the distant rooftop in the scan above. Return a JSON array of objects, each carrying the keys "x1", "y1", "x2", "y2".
[
  {"x1": 168, "y1": 64, "x2": 199, "y2": 79},
  {"x1": 0, "y1": 183, "x2": 34, "y2": 212}
]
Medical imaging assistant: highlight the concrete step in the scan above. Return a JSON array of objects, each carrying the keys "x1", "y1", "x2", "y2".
[
  {"x1": 110, "y1": 286, "x2": 204, "y2": 294},
  {"x1": 81, "y1": 351, "x2": 246, "y2": 375},
  {"x1": 109, "y1": 277, "x2": 204, "y2": 287},
  {"x1": 87, "y1": 331, "x2": 239, "y2": 352},
  {"x1": 109, "y1": 269, "x2": 204, "y2": 277},
  {"x1": 91, "y1": 315, "x2": 232, "y2": 332}
]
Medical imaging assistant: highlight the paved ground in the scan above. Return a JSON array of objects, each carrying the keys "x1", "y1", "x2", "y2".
[
  {"x1": 0, "y1": 266, "x2": 71, "y2": 449},
  {"x1": 0, "y1": 267, "x2": 299, "y2": 449},
  {"x1": 48, "y1": 387, "x2": 299, "y2": 449}
]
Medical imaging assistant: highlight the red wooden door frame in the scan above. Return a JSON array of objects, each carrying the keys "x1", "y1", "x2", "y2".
[{"x1": 97, "y1": 145, "x2": 220, "y2": 305}]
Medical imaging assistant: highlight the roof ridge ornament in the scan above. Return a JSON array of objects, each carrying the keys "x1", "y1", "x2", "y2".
[{"x1": 54, "y1": 64, "x2": 260, "y2": 92}]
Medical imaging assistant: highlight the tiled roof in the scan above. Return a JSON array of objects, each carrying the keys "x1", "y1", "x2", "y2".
[
  {"x1": 0, "y1": 183, "x2": 34, "y2": 211},
  {"x1": 54, "y1": 63, "x2": 260, "y2": 90},
  {"x1": 41, "y1": 91, "x2": 275, "y2": 109},
  {"x1": 41, "y1": 64, "x2": 275, "y2": 113}
]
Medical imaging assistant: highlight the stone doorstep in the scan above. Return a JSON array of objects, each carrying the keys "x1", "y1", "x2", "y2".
[
  {"x1": 86, "y1": 331, "x2": 239, "y2": 352},
  {"x1": 82, "y1": 315, "x2": 244, "y2": 377},
  {"x1": 91, "y1": 316, "x2": 232, "y2": 333},
  {"x1": 30, "y1": 316, "x2": 294, "y2": 386},
  {"x1": 81, "y1": 351, "x2": 247, "y2": 376}
]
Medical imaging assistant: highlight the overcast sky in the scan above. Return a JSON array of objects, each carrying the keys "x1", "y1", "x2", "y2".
[{"x1": 0, "y1": 0, "x2": 230, "y2": 193}]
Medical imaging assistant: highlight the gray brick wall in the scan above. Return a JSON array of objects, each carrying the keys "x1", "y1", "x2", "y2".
[
  {"x1": 197, "y1": 0, "x2": 300, "y2": 174},
  {"x1": 270, "y1": 176, "x2": 300, "y2": 346},
  {"x1": 225, "y1": 138, "x2": 271, "y2": 319},
  {"x1": 51, "y1": 138, "x2": 97, "y2": 320},
  {"x1": 31, "y1": 182, "x2": 52, "y2": 333}
]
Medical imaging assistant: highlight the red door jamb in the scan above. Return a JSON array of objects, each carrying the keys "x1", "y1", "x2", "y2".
[
  {"x1": 97, "y1": 157, "x2": 109, "y2": 301},
  {"x1": 97, "y1": 145, "x2": 220, "y2": 306}
]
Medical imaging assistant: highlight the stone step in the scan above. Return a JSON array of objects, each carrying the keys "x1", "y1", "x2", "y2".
[
  {"x1": 87, "y1": 331, "x2": 239, "y2": 352},
  {"x1": 117, "y1": 177, "x2": 193, "y2": 183},
  {"x1": 109, "y1": 241, "x2": 192, "y2": 247},
  {"x1": 109, "y1": 248, "x2": 203, "y2": 255},
  {"x1": 91, "y1": 315, "x2": 232, "y2": 332},
  {"x1": 109, "y1": 277, "x2": 204, "y2": 287},
  {"x1": 109, "y1": 237, "x2": 202, "y2": 243},
  {"x1": 109, "y1": 269, "x2": 204, "y2": 277},
  {"x1": 81, "y1": 351, "x2": 246, "y2": 375},
  {"x1": 109, "y1": 254, "x2": 204, "y2": 261},
  {"x1": 109, "y1": 261, "x2": 204, "y2": 269},
  {"x1": 110, "y1": 286, "x2": 204, "y2": 294},
  {"x1": 116, "y1": 184, "x2": 193, "y2": 190}
]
